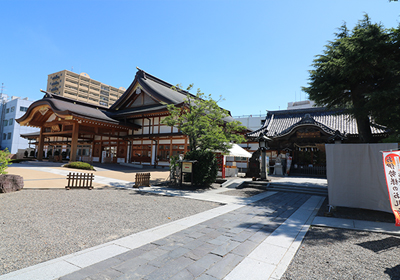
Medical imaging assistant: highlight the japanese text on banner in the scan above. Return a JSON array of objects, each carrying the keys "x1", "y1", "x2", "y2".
[{"x1": 382, "y1": 151, "x2": 400, "y2": 226}]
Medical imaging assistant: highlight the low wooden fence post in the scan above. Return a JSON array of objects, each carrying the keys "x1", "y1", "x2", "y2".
[
  {"x1": 133, "y1": 173, "x2": 151, "y2": 188},
  {"x1": 66, "y1": 172, "x2": 94, "y2": 190}
]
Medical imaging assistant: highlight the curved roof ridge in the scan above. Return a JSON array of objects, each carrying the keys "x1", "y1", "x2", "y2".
[
  {"x1": 275, "y1": 113, "x2": 336, "y2": 138},
  {"x1": 136, "y1": 68, "x2": 196, "y2": 98}
]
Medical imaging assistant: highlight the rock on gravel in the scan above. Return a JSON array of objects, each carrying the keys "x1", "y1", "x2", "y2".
[
  {"x1": 281, "y1": 226, "x2": 400, "y2": 280},
  {"x1": 0, "y1": 189, "x2": 221, "y2": 275}
]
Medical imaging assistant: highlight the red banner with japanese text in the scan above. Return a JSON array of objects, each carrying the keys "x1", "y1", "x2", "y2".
[{"x1": 382, "y1": 150, "x2": 400, "y2": 226}]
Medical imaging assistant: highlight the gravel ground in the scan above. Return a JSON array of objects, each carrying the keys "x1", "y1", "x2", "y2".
[
  {"x1": 282, "y1": 197, "x2": 400, "y2": 280},
  {"x1": 281, "y1": 226, "x2": 400, "y2": 280},
  {"x1": 0, "y1": 189, "x2": 220, "y2": 275}
]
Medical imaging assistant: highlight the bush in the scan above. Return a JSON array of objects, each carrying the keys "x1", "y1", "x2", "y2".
[
  {"x1": 0, "y1": 148, "x2": 12, "y2": 174},
  {"x1": 184, "y1": 150, "x2": 218, "y2": 187},
  {"x1": 64, "y1": 161, "x2": 95, "y2": 170}
]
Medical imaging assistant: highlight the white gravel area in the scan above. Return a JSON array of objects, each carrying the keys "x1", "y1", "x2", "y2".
[
  {"x1": 0, "y1": 189, "x2": 220, "y2": 275},
  {"x1": 282, "y1": 226, "x2": 400, "y2": 280}
]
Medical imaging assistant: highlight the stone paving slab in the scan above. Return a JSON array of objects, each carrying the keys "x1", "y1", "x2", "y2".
[
  {"x1": 312, "y1": 216, "x2": 400, "y2": 235},
  {"x1": 55, "y1": 192, "x2": 320, "y2": 280}
]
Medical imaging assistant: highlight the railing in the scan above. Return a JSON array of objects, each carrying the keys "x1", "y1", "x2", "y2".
[
  {"x1": 290, "y1": 165, "x2": 326, "y2": 177},
  {"x1": 233, "y1": 114, "x2": 267, "y2": 118}
]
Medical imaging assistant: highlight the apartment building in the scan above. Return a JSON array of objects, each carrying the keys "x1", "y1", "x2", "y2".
[
  {"x1": 0, "y1": 94, "x2": 37, "y2": 154},
  {"x1": 46, "y1": 70, "x2": 126, "y2": 107}
]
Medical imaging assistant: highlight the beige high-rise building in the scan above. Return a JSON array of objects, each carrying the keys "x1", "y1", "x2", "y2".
[{"x1": 46, "y1": 70, "x2": 126, "y2": 107}]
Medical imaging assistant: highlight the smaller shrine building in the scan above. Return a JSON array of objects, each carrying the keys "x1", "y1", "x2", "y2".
[{"x1": 246, "y1": 107, "x2": 389, "y2": 176}]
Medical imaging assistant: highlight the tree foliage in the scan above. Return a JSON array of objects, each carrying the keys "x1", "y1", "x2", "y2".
[
  {"x1": 0, "y1": 148, "x2": 12, "y2": 175},
  {"x1": 184, "y1": 150, "x2": 218, "y2": 186},
  {"x1": 303, "y1": 15, "x2": 400, "y2": 142},
  {"x1": 162, "y1": 85, "x2": 246, "y2": 153}
]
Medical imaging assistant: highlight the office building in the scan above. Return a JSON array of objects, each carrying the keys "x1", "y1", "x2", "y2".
[
  {"x1": 0, "y1": 94, "x2": 37, "y2": 154},
  {"x1": 46, "y1": 70, "x2": 126, "y2": 107}
]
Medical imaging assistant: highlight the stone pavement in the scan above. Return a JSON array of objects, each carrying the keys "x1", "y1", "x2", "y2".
[{"x1": 53, "y1": 192, "x2": 323, "y2": 280}]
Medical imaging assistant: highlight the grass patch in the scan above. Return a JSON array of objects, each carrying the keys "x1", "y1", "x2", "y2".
[{"x1": 64, "y1": 162, "x2": 95, "y2": 170}]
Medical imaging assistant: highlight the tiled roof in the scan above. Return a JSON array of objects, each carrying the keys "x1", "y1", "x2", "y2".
[
  {"x1": 16, "y1": 91, "x2": 122, "y2": 125},
  {"x1": 110, "y1": 68, "x2": 235, "y2": 123},
  {"x1": 246, "y1": 107, "x2": 388, "y2": 138}
]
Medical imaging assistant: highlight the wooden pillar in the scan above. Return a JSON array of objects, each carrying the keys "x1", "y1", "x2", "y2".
[
  {"x1": 37, "y1": 127, "x2": 45, "y2": 161},
  {"x1": 70, "y1": 122, "x2": 79, "y2": 162}
]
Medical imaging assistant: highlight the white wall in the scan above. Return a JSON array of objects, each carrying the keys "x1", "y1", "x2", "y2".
[{"x1": 1, "y1": 97, "x2": 38, "y2": 154}]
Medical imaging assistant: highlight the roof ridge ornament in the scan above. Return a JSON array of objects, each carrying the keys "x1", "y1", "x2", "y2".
[{"x1": 328, "y1": 130, "x2": 348, "y2": 142}]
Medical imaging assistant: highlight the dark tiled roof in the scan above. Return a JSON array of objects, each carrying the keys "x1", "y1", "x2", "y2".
[
  {"x1": 110, "y1": 68, "x2": 235, "y2": 122},
  {"x1": 110, "y1": 68, "x2": 197, "y2": 110},
  {"x1": 16, "y1": 91, "x2": 121, "y2": 125},
  {"x1": 247, "y1": 107, "x2": 388, "y2": 138}
]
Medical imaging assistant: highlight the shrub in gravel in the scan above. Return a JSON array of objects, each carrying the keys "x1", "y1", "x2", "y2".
[
  {"x1": 64, "y1": 161, "x2": 95, "y2": 170},
  {"x1": 184, "y1": 150, "x2": 217, "y2": 187}
]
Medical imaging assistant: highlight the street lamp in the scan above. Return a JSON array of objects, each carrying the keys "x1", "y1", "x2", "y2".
[{"x1": 257, "y1": 133, "x2": 271, "y2": 181}]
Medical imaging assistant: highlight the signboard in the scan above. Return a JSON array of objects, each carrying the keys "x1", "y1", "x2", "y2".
[
  {"x1": 286, "y1": 156, "x2": 292, "y2": 175},
  {"x1": 182, "y1": 162, "x2": 193, "y2": 173},
  {"x1": 382, "y1": 150, "x2": 400, "y2": 226},
  {"x1": 101, "y1": 151, "x2": 107, "y2": 163},
  {"x1": 297, "y1": 131, "x2": 320, "y2": 138}
]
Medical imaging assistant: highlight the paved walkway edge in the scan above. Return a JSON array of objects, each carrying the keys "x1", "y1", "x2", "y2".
[
  {"x1": 0, "y1": 192, "x2": 277, "y2": 280},
  {"x1": 312, "y1": 216, "x2": 400, "y2": 235},
  {"x1": 224, "y1": 195, "x2": 325, "y2": 280}
]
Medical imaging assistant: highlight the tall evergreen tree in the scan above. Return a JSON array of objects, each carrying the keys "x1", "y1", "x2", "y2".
[{"x1": 303, "y1": 15, "x2": 400, "y2": 142}]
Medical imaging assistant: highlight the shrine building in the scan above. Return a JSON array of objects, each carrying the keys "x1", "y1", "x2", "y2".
[
  {"x1": 246, "y1": 107, "x2": 389, "y2": 176},
  {"x1": 17, "y1": 68, "x2": 236, "y2": 167}
]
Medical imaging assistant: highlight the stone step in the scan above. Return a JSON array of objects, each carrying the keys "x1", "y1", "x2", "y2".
[{"x1": 242, "y1": 181, "x2": 328, "y2": 196}]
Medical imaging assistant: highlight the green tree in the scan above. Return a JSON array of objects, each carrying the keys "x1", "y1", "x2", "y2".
[
  {"x1": 0, "y1": 148, "x2": 12, "y2": 174},
  {"x1": 184, "y1": 150, "x2": 218, "y2": 186},
  {"x1": 162, "y1": 85, "x2": 246, "y2": 153},
  {"x1": 303, "y1": 15, "x2": 400, "y2": 143}
]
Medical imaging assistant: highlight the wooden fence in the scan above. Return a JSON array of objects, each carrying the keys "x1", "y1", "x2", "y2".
[
  {"x1": 66, "y1": 172, "x2": 94, "y2": 190},
  {"x1": 133, "y1": 173, "x2": 151, "y2": 188}
]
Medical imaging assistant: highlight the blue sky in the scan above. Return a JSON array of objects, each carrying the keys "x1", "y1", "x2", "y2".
[{"x1": 1, "y1": 0, "x2": 399, "y2": 117}]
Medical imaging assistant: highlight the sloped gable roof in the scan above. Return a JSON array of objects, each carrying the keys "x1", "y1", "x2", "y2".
[
  {"x1": 16, "y1": 90, "x2": 123, "y2": 126},
  {"x1": 110, "y1": 68, "x2": 196, "y2": 111},
  {"x1": 109, "y1": 68, "x2": 236, "y2": 123},
  {"x1": 247, "y1": 107, "x2": 388, "y2": 139}
]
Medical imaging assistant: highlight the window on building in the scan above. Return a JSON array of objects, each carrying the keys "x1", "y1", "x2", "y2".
[
  {"x1": 11, "y1": 106, "x2": 15, "y2": 112},
  {"x1": 20, "y1": 106, "x2": 28, "y2": 112},
  {"x1": 157, "y1": 145, "x2": 170, "y2": 161},
  {"x1": 6, "y1": 108, "x2": 9, "y2": 114},
  {"x1": 9, "y1": 118, "x2": 13, "y2": 125},
  {"x1": 7, "y1": 132, "x2": 11, "y2": 140},
  {"x1": 3, "y1": 120, "x2": 7, "y2": 126},
  {"x1": 2, "y1": 134, "x2": 6, "y2": 140}
]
